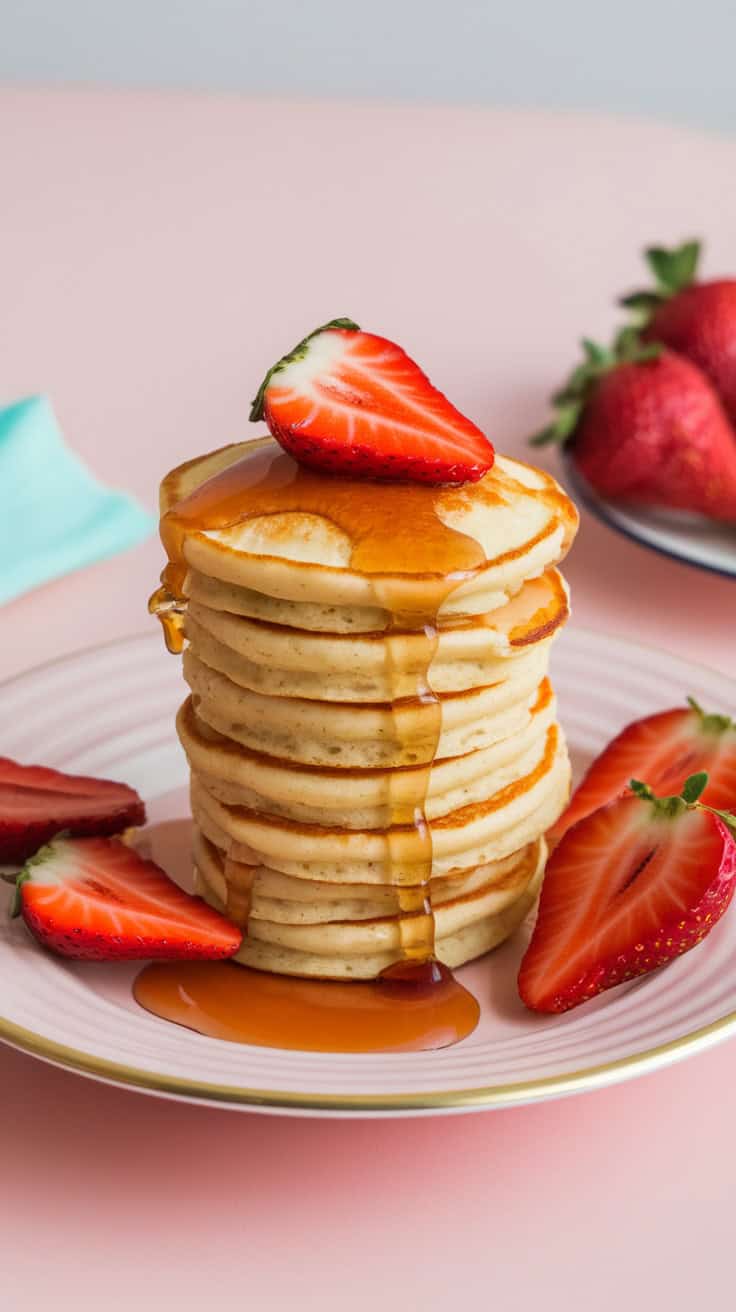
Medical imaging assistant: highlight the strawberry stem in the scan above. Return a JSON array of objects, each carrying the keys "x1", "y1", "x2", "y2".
[
  {"x1": 618, "y1": 240, "x2": 701, "y2": 323},
  {"x1": 686, "y1": 695, "x2": 734, "y2": 735},
  {"x1": 681, "y1": 772, "x2": 709, "y2": 803},
  {"x1": 699, "y1": 804, "x2": 736, "y2": 841},
  {"x1": 10, "y1": 871, "x2": 28, "y2": 918},
  {"x1": 249, "y1": 318, "x2": 360, "y2": 423},
  {"x1": 530, "y1": 333, "x2": 662, "y2": 447},
  {"x1": 8, "y1": 836, "x2": 68, "y2": 919},
  {"x1": 629, "y1": 771, "x2": 709, "y2": 819},
  {"x1": 629, "y1": 778, "x2": 655, "y2": 801},
  {"x1": 629, "y1": 772, "x2": 736, "y2": 837},
  {"x1": 645, "y1": 241, "x2": 701, "y2": 294}
]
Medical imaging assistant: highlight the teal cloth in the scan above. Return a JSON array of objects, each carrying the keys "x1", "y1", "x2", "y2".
[{"x1": 0, "y1": 396, "x2": 155, "y2": 605}]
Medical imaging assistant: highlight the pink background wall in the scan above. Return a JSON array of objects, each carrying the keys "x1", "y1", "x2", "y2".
[{"x1": 2, "y1": 89, "x2": 735, "y2": 1309}]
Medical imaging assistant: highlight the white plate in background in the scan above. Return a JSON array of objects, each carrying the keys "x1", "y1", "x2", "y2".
[{"x1": 561, "y1": 451, "x2": 736, "y2": 580}]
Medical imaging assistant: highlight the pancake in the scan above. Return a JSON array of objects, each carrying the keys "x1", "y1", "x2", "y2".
[
  {"x1": 176, "y1": 677, "x2": 558, "y2": 828},
  {"x1": 182, "y1": 567, "x2": 569, "y2": 701},
  {"x1": 189, "y1": 722, "x2": 570, "y2": 881},
  {"x1": 194, "y1": 842, "x2": 545, "y2": 979},
  {"x1": 193, "y1": 828, "x2": 544, "y2": 924},
  {"x1": 183, "y1": 641, "x2": 552, "y2": 768},
  {"x1": 160, "y1": 438, "x2": 578, "y2": 620}
]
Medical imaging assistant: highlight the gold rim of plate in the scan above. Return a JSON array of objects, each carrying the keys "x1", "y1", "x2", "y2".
[{"x1": 2, "y1": 1009, "x2": 736, "y2": 1111}]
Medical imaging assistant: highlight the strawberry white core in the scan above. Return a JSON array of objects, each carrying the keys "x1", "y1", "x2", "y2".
[{"x1": 274, "y1": 330, "x2": 350, "y2": 393}]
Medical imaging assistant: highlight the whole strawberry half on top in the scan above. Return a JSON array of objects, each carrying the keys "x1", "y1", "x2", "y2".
[
  {"x1": 519, "y1": 772, "x2": 736, "y2": 1014},
  {"x1": 250, "y1": 319, "x2": 494, "y2": 485},
  {"x1": 621, "y1": 240, "x2": 736, "y2": 425},
  {"x1": 532, "y1": 331, "x2": 736, "y2": 522},
  {"x1": 549, "y1": 696, "x2": 736, "y2": 849}
]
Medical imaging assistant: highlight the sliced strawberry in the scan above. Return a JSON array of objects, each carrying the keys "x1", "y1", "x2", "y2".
[
  {"x1": 519, "y1": 774, "x2": 736, "y2": 1013},
  {"x1": 12, "y1": 835, "x2": 242, "y2": 961},
  {"x1": 0, "y1": 757, "x2": 147, "y2": 865},
  {"x1": 250, "y1": 319, "x2": 494, "y2": 485},
  {"x1": 548, "y1": 698, "x2": 736, "y2": 849}
]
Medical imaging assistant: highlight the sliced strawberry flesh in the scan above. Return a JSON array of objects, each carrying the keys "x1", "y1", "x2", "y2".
[
  {"x1": 549, "y1": 705, "x2": 736, "y2": 847},
  {"x1": 520, "y1": 796, "x2": 735, "y2": 1013},
  {"x1": 261, "y1": 328, "x2": 494, "y2": 484},
  {"x1": 17, "y1": 836, "x2": 241, "y2": 961},
  {"x1": 0, "y1": 756, "x2": 145, "y2": 864},
  {"x1": 2, "y1": 782, "x2": 136, "y2": 821}
]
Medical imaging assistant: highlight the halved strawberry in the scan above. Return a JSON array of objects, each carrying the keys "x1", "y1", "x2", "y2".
[
  {"x1": 0, "y1": 757, "x2": 147, "y2": 865},
  {"x1": 548, "y1": 698, "x2": 736, "y2": 849},
  {"x1": 519, "y1": 773, "x2": 736, "y2": 1013},
  {"x1": 11, "y1": 835, "x2": 242, "y2": 961},
  {"x1": 249, "y1": 319, "x2": 494, "y2": 485}
]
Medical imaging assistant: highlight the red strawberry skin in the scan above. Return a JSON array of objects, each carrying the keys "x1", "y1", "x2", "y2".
[
  {"x1": 572, "y1": 350, "x2": 736, "y2": 521},
  {"x1": 520, "y1": 799, "x2": 736, "y2": 1014},
  {"x1": 0, "y1": 757, "x2": 146, "y2": 864},
  {"x1": 549, "y1": 702, "x2": 736, "y2": 848},
  {"x1": 16, "y1": 836, "x2": 242, "y2": 961},
  {"x1": 645, "y1": 281, "x2": 736, "y2": 426},
  {"x1": 254, "y1": 325, "x2": 494, "y2": 485}
]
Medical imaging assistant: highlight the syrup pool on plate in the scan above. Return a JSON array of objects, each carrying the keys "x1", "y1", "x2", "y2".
[{"x1": 134, "y1": 958, "x2": 480, "y2": 1053}]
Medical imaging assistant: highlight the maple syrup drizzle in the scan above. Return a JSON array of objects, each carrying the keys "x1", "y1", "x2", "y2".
[
  {"x1": 149, "y1": 440, "x2": 488, "y2": 964},
  {"x1": 221, "y1": 850, "x2": 263, "y2": 926},
  {"x1": 144, "y1": 439, "x2": 570, "y2": 1050}
]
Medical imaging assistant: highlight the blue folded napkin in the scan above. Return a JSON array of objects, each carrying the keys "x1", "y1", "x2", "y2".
[{"x1": 0, "y1": 395, "x2": 155, "y2": 605}]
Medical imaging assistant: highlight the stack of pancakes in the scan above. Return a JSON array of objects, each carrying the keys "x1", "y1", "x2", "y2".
[{"x1": 157, "y1": 438, "x2": 578, "y2": 979}]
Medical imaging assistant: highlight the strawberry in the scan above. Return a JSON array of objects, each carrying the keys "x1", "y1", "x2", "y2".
[
  {"x1": 249, "y1": 319, "x2": 494, "y2": 484},
  {"x1": 532, "y1": 333, "x2": 736, "y2": 521},
  {"x1": 519, "y1": 773, "x2": 736, "y2": 1013},
  {"x1": 0, "y1": 756, "x2": 146, "y2": 865},
  {"x1": 621, "y1": 240, "x2": 736, "y2": 424},
  {"x1": 11, "y1": 835, "x2": 242, "y2": 961},
  {"x1": 549, "y1": 697, "x2": 736, "y2": 849}
]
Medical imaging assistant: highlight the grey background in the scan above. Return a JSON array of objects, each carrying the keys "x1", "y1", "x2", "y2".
[{"x1": 1, "y1": 0, "x2": 735, "y2": 133}]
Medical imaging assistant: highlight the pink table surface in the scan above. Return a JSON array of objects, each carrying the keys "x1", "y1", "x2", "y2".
[{"x1": 2, "y1": 88, "x2": 735, "y2": 1310}]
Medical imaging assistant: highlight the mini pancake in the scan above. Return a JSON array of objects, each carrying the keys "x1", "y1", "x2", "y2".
[
  {"x1": 193, "y1": 826, "x2": 544, "y2": 923},
  {"x1": 182, "y1": 641, "x2": 551, "y2": 768},
  {"x1": 194, "y1": 847, "x2": 545, "y2": 979},
  {"x1": 160, "y1": 438, "x2": 578, "y2": 619},
  {"x1": 182, "y1": 568, "x2": 569, "y2": 702},
  {"x1": 176, "y1": 678, "x2": 558, "y2": 828},
  {"x1": 189, "y1": 724, "x2": 570, "y2": 881}
]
